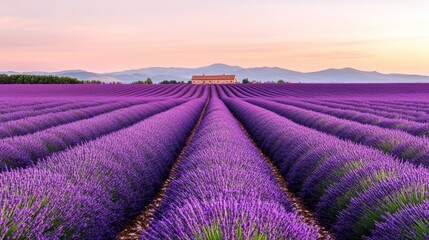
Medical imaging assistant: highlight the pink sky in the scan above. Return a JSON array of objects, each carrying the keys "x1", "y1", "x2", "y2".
[{"x1": 1, "y1": 0, "x2": 429, "y2": 75}]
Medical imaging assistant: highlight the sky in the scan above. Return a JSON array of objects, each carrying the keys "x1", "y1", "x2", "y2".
[{"x1": 1, "y1": 0, "x2": 429, "y2": 74}]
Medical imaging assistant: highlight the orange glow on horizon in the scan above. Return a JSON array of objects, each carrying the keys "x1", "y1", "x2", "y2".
[{"x1": 1, "y1": 1, "x2": 428, "y2": 75}]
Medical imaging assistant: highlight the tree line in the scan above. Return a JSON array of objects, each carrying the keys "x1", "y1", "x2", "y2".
[
  {"x1": 241, "y1": 78, "x2": 288, "y2": 84},
  {"x1": 0, "y1": 75, "x2": 190, "y2": 84},
  {"x1": 0, "y1": 74, "x2": 82, "y2": 84},
  {"x1": 131, "y1": 78, "x2": 191, "y2": 84},
  {"x1": 0, "y1": 75, "x2": 123, "y2": 84}
]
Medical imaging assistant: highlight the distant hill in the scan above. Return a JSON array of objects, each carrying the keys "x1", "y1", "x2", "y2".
[{"x1": 2, "y1": 63, "x2": 429, "y2": 84}]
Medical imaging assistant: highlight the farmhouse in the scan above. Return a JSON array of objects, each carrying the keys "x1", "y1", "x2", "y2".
[{"x1": 191, "y1": 74, "x2": 237, "y2": 84}]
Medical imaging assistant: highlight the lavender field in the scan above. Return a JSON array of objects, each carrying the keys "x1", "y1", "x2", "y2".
[{"x1": 1, "y1": 83, "x2": 429, "y2": 240}]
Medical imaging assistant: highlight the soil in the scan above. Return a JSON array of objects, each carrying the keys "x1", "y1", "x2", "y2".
[
  {"x1": 118, "y1": 88, "x2": 333, "y2": 239},
  {"x1": 234, "y1": 103, "x2": 334, "y2": 240},
  {"x1": 117, "y1": 90, "x2": 211, "y2": 240}
]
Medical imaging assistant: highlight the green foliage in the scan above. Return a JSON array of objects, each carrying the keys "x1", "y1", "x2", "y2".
[
  {"x1": 0, "y1": 74, "x2": 116, "y2": 84},
  {"x1": 335, "y1": 171, "x2": 391, "y2": 215},
  {"x1": 132, "y1": 78, "x2": 153, "y2": 84},
  {"x1": 400, "y1": 146, "x2": 419, "y2": 160},
  {"x1": 81, "y1": 80, "x2": 104, "y2": 84},
  {"x1": 242, "y1": 78, "x2": 250, "y2": 84},
  {"x1": 195, "y1": 222, "x2": 267, "y2": 240},
  {"x1": 145, "y1": 78, "x2": 153, "y2": 84},
  {"x1": 0, "y1": 74, "x2": 82, "y2": 84},
  {"x1": 277, "y1": 79, "x2": 285, "y2": 84},
  {"x1": 413, "y1": 220, "x2": 429, "y2": 240},
  {"x1": 354, "y1": 186, "x2": 428, "y2": 238},
  {"x1": 132, "y1": 81, "x2": 145, "y2": 84},
  {"x1": 196, "y1": 225, "x2": 222, "y2": 240},
  {"x1": 236, "y1": 224, "x2": 267, "y2": 240},
  {"x1": 378, "y1": 138, "x2": 398, "y2": 153},
  {"x1": 44, "y1": 142, "x2": 63, "y2": 153},
  {"x1": 159, "y1": 80, "x2": 186, "y2": 84},
  {"x1": 2, "y1": 196, "x2": 52, "y2": 239}
]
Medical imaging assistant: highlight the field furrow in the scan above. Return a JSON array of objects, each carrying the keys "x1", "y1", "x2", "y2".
[
  {"x1": 276, "y1": 99, "x2": 429, "y2": 137},
  {"x1": 0, "y1": 100, "x2": 72, "y2": 114},
  {"x1": 2, "y1": 84, "x2": 429, "y2": 240},
  {"x1": 0, "y1": 98, "x2": 206, "y2": 239},
  {"x1": 0, "y1": 99, "x2": 152, "y2": 138},
  {"x1": 223, "y1": 97, "x2": 429, "y2": 240},
  {"x1": 137, "y1": 88, "x2": 325, "y2": 239},
  {"x1": 0, "y1": 100, "x2": 113, "y2": 123},
  {"x1": 0, "y1": 99, "x2": 187, "y2": 171},
  {"x1": 320, "y1": 100, "x2": 429, "y2": 122},
  {"x1": 247, "y1": 98, "x2": 429, "y2": 167}
]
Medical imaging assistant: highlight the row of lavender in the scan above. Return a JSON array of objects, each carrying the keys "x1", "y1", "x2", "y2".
[
  {"x1": 0, "y1": 85, "x2": 208, "y2": 171},
  {"x1": 4, "y1": 83, "x2": 429, "y2": 100},
  {"x1": 0, "y1": 100, "x2": 73, "y2": 113},
  {"x1": 227, "y1": 83, "x2": 429, "y2": 99},
  {"x1": 348, "y1": 99, "x2": 429, "y2": 111},
  {"x1": 2, "y1": 83, "x2": 429, "y2": 239},
  {"x1": 0, "y1": 84, "x2": 204, "y2": 98},
  {"x1": 356, "y1": 99, "x2": 429, "y2": 115},
  {"x1": 0, "y1": 99, "x2": 186, "y2": 171},
  {"x1": 0, "y1": 85, "x2": 201, "y2": 138},
  {"x1": 225, "y1": 84, "x2": 429, "y2": 122},
  {"x1": 0, "y1": 99, "x2": 148, "y2": 138},
  {"x1": 222, "y1": 95, "x2": 429, "y2": 239},
  {"x1": 278, "y1": 99, "x2": 429, "y2": 137},
  {"x1": 223, "y1": 84, "x2": 429, "y2": 126},
  {"x1": 310, "y1": 97, "x2": 429, "y2": 123},
  {"x1": 0, "y1": 100, "x2": 107, "y2": 122},
  {"x1": 0, "y1": 98, "x2": 206, "y2": 239},
  {"x1": 0, "y1": 85, "x2": 210, "y2": 238},
  {"x1": 0, "y1": 85, "x2": 205, "y2": 138},
  {"x1": 331, "y1": 98, "x2": 428, "y2": 119},
  {"x1": 247, "y1": 99, "x2": 429, "y2": 167},
  {"x1": 142, "y1": 91, "x2": 320, "y2": 239}
]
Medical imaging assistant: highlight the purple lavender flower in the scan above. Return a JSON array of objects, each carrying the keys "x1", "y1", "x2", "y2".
[
  {"x1": 0, "y1": 98, "x2": 206, "y2": 239},
  {"x1": 143, "y1": 96, "x2": 320, "y2": 239},
  {"x1": 368, "y1": 201, "x2": 429, "y2": 240}
]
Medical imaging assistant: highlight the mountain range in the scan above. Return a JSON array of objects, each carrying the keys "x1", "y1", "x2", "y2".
[{"x1": 2, "y1": 63, "x2": 429, "y2": 84}]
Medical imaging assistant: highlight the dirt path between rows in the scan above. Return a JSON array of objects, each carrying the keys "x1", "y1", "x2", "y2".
[
  {"x1": 237, "y1": 121, "x2": 333, "y2": 239},
  {"x1": 222, "y1": 98, "x2": 333, "y2": 239},
  {"x1": 117, "y1": 88, "x2": 211, "y2": 240},
  {"x1": 216, "y1": 86, "x2": 333, "y2": 239}
]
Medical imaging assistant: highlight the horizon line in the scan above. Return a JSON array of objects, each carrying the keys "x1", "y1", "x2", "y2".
[{"x1": 2, "y1": 63, "x2": 429, "y2": 77}]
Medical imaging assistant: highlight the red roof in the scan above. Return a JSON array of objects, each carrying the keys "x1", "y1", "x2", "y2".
[{"x1": 192, "y1": 74, "x2": 236, "y2": 81}]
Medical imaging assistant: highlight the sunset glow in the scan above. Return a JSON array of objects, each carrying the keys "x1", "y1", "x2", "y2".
[{"x1": 1, "y1": 0, "x2": 429, "y2": 74}]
